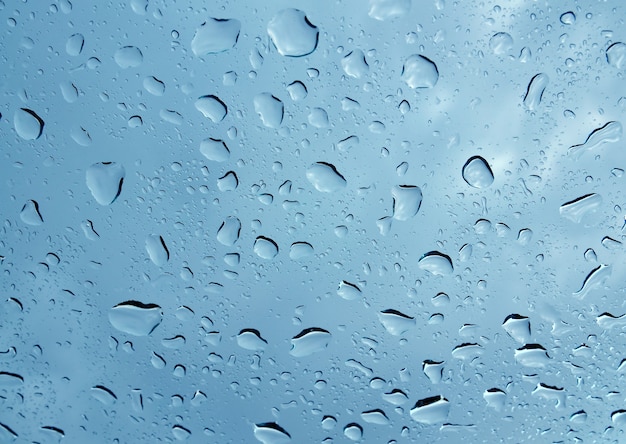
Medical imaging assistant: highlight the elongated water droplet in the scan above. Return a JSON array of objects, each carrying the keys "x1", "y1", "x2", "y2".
[
  {"x1": 337, "y1": 281, "x2": 362, "y2": 300},
  {"x1": 378, "y1": 309, "x2": 415, "y2": 336},
  {"x1": 462, "y1": 156, "x2": 494, "y2": 188},
  {"x1": 236, "y1": 329, "x2": 268, "y2": 351},
  {"x1": 418, "y1": 251, "x2": 453, "y2": 276},
  {"x1": 289, "y1": 327, "x2": 331, "y2": 357},
  {"x1": 360, "y1": 409, "x2": 389, "y2": 425},
  {"x1": 195, "y1": 95, "x2": 227, "y2": 123},
  {"x1": 531, "y1": 383, "x2": 565, "y2": 408},
  {"x1": 217, "y1": 217, "x2": 241, "y2": 246},
  {"x1": 86, "y1": 162, "x2": 125, "y2": 205},
  {"x1": 306, "y1": 162, "x2": 347, "y2": 192},
  {"x1": 451, "y1": 342, "x2": 483, "y2": 360},
  {"x1": 145, "y1": 235, "x2": 169, "y2": 266},
  {"x1": 191, "y1": 18, "x2": 241, "y2": 56},
  {"x1": 91, "y1": 385, "x2": 117, "y2": 405},
  {"x1": 409, "y1": 396, "x2": 450, "y2": 424},
  {"x1": 200, "y1": 138, "x2": 230, "y2": 162},
  {"x1": 108, "y1": 301, "x2": 163, "y2": 336},
  {"x1": 568, "y1": 121, "x2": 622, "y2": 159},
  {"x1": 401, "y1": 54, "x2": 439, "y2": 88},
  {"x1": 143, "y1": 76, "x2": 165, "y2": 96},
  {"x1": 502, "y1": 314, "x2": 531, "y2": 343},
  {"x1": 514, "y1": 344, "x2": 551, "y2": 367},
  {"x1": 573, "y1": 264, "x2": 611, "y2": 299},
  {"x1": 597, "y1": 312, "x2": 626, "y2": 330},
  {"x1": 253, "y1": 422, "x2": 291, "y2": 444},
  {"x1": 0, "y1": 371, "x2": 23, "y2": 388},
  {"x1": 606, "y1": 42, "x2": 626, "y2": 69},
  {"x1": 114, "y1": 46, "x2": 143, "y2": 68},
  {"x1": 14, "y1": 108, "x2": 44, "y2": 140},
  {"x1": 523, "y1": 73, "x2": 548, "y2": 110},
  {"x1": 268, "y1": 9, "x2": 319, "y2": 57},
  {"x1": 559, "y1": 193, "x2": 602, "y2": 223},
  {"x1": 0, "y1": 422, "x2": 18, "y2": 442}
]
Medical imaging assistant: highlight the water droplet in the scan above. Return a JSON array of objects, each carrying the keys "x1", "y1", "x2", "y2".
[
  {"x1": 0, "y1": 371, "x2": 23, "y2": 388},
  {"x1": 195, "y1": 95, "x2": 227, "y2": 123},
  {"x1": 560, "y1": 11, "x2": 576, "y2": 25},
  {"x1": 108, "y1": 301, "x2": 163, "y2": 336},
  {"x1": 114, "y1": 46, "x2": 143, "y2": 68},
  {"x1": 14, "y1": 108, "x2": 44, "y2": 140},
  {"x1": 337, "y1": 280, "x2": 362, "y2": 300},
  {"x1": 489, "y1": 32, "x2": 513, "y2": 55},
  {"x1": 267, "y1": 9, "x2": 319, "y2": 57},
  {"x1": 342, "y1": 49, "x2": 369, "y2": 78},
  {"x1": 368, "y1": 0, "x2": 411, "y2": 20},
  {"x1": 0, "y1": 423, "x2": 18, "y2": 442},
  {"x1": 70, "y1": 126, "x2": 92, "y2": 146},
  {"x1": 606, "y1": 42, "x2": 626, "y2": 69},
  {"x1": 391, "y1": 185, "x2": 423, "y2": 220},
  {"x1": 570, "y1": 410, "x2": 587, "y2": 423},
  {"x1": 91, "y1": 385, "x2": 117, "y2": 405},
  {"x1": 360, "y1": 409, "x2": 389, "y2": 425},
  {"x1": 451, "y1": 342, "x2": 483, "y2": 360},
  {"x1": 483, "y1": 388, "x2": 506, "y2": 410},
  {"x1": 145, "y1": 235, "x2": 169, "y2": 266},
  {"x1": 321, "y1": 416, "x2": 337, "y2": 430},
  {"x1": 65, "y1": 33, "x2": 84, "y2": 56},
  {"x1": 559, "y1": 193, "x2": 602, "y2": 223},
  {"x1": 308, "y1": 107, "x2": 329, "y2": 128},
  {"x1": 191, "y1": 18, "x2": 241, "y2": 56},
  {"x1": 200, "y1": 138, "x2": 230, "y2": 162},
  {"x1": 287, "y1": 81, "x2": 307, "y2": 100},
  {"x1": 143, "y1": 76, "x2": 165, "y2": 96},
  {"x1": 20, "y1": 200, "x2": 43, "y2": 226},
  {"x1": 523, "y1": 73, "x2": 549, "y2": 110},
  {"x1": 462, "y1": 156, "x2": 494, "y2": 188},
  {"x1": 306, "y1": 162, "x2": 347, "y2": 192},
  {"x1": 568, "y1": 121, "x2": 622, "y2": 159},
  {"x1": 289, "y1": 327, "x2": 331, "y2": 357},
  {"x1": 531, "y1": 383, "x2": 565, "y2": 408},
  {"x1": 378, "y1": 309, "x2": 415, "y2": 336},
  {"x1": 514, "y1": 344, "x2": 551, "y2": 367},
  {"x1": 597, "y1": 312, "x2": 626, "y2": 330},
  {"x1": 151, "y1": 352, "x2": 166, "y2": 369},
  {"x1": 86, "y1": 162, "x2": 125, "y2": 205},
  {"x1": 60, "y1": 81, "x2": 78, "y2": 103},
  {"x1": 382, "y1": 389, "x2": 408, "y2": 405},
  {"x1": 253, "y1": 422, "x2": 291, "y2": 444},
  {"x1": 161, "y1": 335, "x2": 186, "y2": 349},
  {"x1": 253, "y1": 93, "x2": 284, "y2": 128},
  {"x1": 573, "y1": 264, "x2": 611, "y2": 299},
  {"x1": 422, "y1": 360, "x2": 444, "y2": 384},
  {"x1": 217, "y1": 217, "x2": 241, "y2": 246},
  {"x1": 172, "y1": 425, "x2": 191, "y2": 441},
  {"x1": 236, "y1": 329, "x2": 268, "y2": 351},
  {"x1": 253, "y1": 236, "x2": 279, "y2": 259},
  {"x1": 409, "y1": 396, "x2": 450, "y2": 424},
  {"x1": 217, "y1": 171, "x2": 239, "y2": 191},
  {"x1": 612, "y1": 410, "x2": 626, "y2": 426},
  {"x1": 502, "y1": 314, "x2": 531, "y2": 343},
  {"x1": 601, "y1": 236, "x2": 622, "y2": 250},
  {"x1": 289, "y1": 242, "x2": 314, "y2": 260},
  {"x1": 401, "y1": 54, "x2": 439, "y2": 89},
  {"x1": 418, "y1": 251, "x2": 453, "y2": 276},
  {"x1": 343, "y1": 423, "x2": 363, "y2": 441}
]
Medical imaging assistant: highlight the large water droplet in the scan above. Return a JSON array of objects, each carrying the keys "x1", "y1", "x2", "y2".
[
  {"x1": 91, "y1": 385, "x2": 117, "y2": 405},
  {"x1": 145, "y1": 235, "x2": 169, "y2": 266},
  {"x1": 378, "y1": 309, "x2": 415, "y2": 336},
  {"x1": 597, "y1": 312, "x2": 626, "y2": 330},
  {"x1": 65, "y1": 33, "x2": 84, "y2": 56},
  {"x1": 568, "y1": 121, "x2": 622, "y2": 159},
  {"x1": 572, "y1": 264, "x2": 611, "y2": 299},
  {"x1": 391, "y1": 185, "x2": 422, "y2": 220},
  {"x1": 217, "y1": 217, "x2": 241, "y2": 246},
  {"x1": 20, "y1": 200, "x2": 43, "y2": 226},
  {"x1": 108, "y1": 301, "x2": 163, "y2": 336},
  {"x1": 306, "y1": 162, "x2": 347, "y2": 192},
  {"x1": 86, "y1": 162, "x2": 125, "y2": 205},
  {"x1": 289, "y1": 327, "x2": 331, "y2": 357},
  {"x1": 343, "y1": 423, "x2": 363, "y2": 441},
  {"x1": 0, "y1": 422, "x2": 18, "y2": 442},
  {"x1": 451, "y1": 342, "x2": 483, "y2": 360},
  {"x1": 0, "y1": 371, "x2": 23, "y2": 388},
  {"x1": 514, "y1": 344, "x2": 551, "y2": 367},
  {"x1": 559, "y1": 193, "x2": 602, "y2": 223},
  {"x1": 531, "y1": 383, "x2": 565, "y2": 408},
  {"x1": 253, "y1": 93, "x2": 284, "y2": 128},
  {"x1": 191, "y1": 18, "x2": 241, "y2": 56},
  {"x1": 253, "y1": 422, "x2": 291, "y2": 444},
  {"x1": 422, "y1": 360, "x2": 444, "y2": 384},
  {"x1": 114, "y1": 46, "x2": 143, "y2": 68},
  {"x1": 342, "y1": 49, "x2": 369, "y2": 78},
  {"x1": 368, "y1": 0, "x2": 411, "y2": 20},
  {"x1": 337, "y1": 281, "x2": 362, "y2": 300},
  {"x1": 523, "y1": 73, "x2": 549, "y2": 110},
  {"x1": 502, "y1": 314, "x2": 531, "y2": 343},
  {"x1": 560, "y1": 11, "x2": 576, "y2": 25},
  {"x1": 606, "y1": 42, "x2": 626, "y2": 69},
  {"x1": 14, "y1": 108, "x2": 44, "y2": 140},
  {"x1": 489, "y1": 32, "x2": 513, "y2": 55},
  {"x1": 236, "y1": 329, "x2": 268, "y2": 351},
  {"x1": 267, "y1": 9, "x2": 319, "y2": 57},
  {"x1": 360, "y1": 409, "x2": 389, "y2": 425},
  {"x1": 418, "y1": 251, "x2": 453, "y2": 276},
  {"x1": 200, "y1": 138, "x2": 230, "y2": 162},
  {"x1": 462, "y1": 156, "x2": 494, "y2": 188},
  {"x1": 483, "y1": 388, "x2": 506, "y2": 410},
  {"x1": 409, "y1": 396, "x2": 450, "y2": 424},
  {"x1": 143, "y1": 76, "x2": 165, "y2": 96},
  {"x1": 195, "y1": 95, "x2": 227, "y2": 123},
  {"x1": 289, "y1": 242, "x2": 314, "y2": 260},
  {"x1": 308, "y1": 107, "x2": 329, "y2": 128},
  {"x1": 253, "y1": 236, "x2": 279, "y2": 259},
  {"x1": 217, "y1": 171, "x2": 239, "y2": 191},
  {"x1": 401, "y1": 54, "x2": 439, "y2": 89}
]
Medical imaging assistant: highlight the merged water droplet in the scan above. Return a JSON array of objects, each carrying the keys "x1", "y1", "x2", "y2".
[
  {"x1": 401, "y1": 54, "x2": 439, "y2": 89},
  {"x1": 368, "y1": 0, "x2": 411, "y2": 20},
  {"x1": 195, "y1": 95, "x2": 227, "y2": 123},
  {"x1": 523, "y1": 73, "x2": 549, "y2": 110},
  {"x1": 559, "y1": 193, "x2": 602, "y2": 223},
  {"x1": 606, "y1": 42, "x2": 626, "y2": 69},
  {"x1": 236, "y1": 329, "x2": 268, "y2": 351},
  {"x1": 253, "y1": 93, "x2": 284, "y2": 128},
  {"x1": 20, "y1": 200, "x2": 43, "y2": 226},
  {"x1": 306, "y1": 162, "x2": 347, "y2": 192},
  {"x1": 489, "y1": 32, "x2": 514, "y2": 55},
  {"x1": 342, "y1": 49, "x2": 369, "y2": 78},
  {"x1": 253, "y1": 236, "x2": 279, "y2": 259},
  {"x1": 217, "y1": 217, "x2": 241, "y2": 246},
  {"x1": 462, "y1": 156, "x2": 494, "y2": 188},
  {"x1": 289, "y1": 327, "x2": 331, "y2": 357},
  {"x1": 145, "y1": 235, "x2": 169, "y2": 266},
  {"x1": 409, "y1": 396, "x2": 450, "y2": 424},
  {"x1": 267, "y1": 9, "x2": 319, "y2": 57},
  {"x1": 253, "y1": 422, "x2": 291, "y2": 444},
  {"x1": 114, "y1": 46, "x2": 143, "y2": 68},
  {"x1": 85, "y1": 162, "x2": 125, "y2": 205},
  {"x1": 191, "y1": 18, "x2": 241, "y2": 56},
  {"x1": 597, "y1": 312, "x2": 626, "y2": 330},
  {"x1": 200, "y1": 138, "x2": 230, "y2": 162},
  {"x1": 108, "y1": 301, "x2": 163, "y2": 336},
  {"x1": 568, "y1": 121, "x2": 622, "y2": 159},
  {"x1": 14, "y1": 108, "x2": 44, "y2": 140},
  {"x1": 391, "y1": 185, "x2": 423, "y2": 220},
  {"x1": 422, "y1": 360, "x2": 444, "y2": 384},
  {"x1": 418, "y1": 251, "x2": 453, "y2": 276},
  {"x1": 378, "y1": 309, "x2": 415, "y2": 336}
]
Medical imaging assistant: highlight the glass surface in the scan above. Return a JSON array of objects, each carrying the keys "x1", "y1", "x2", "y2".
[{"x1": 1, "y1": 0, "x2": 626, "y2": 442}]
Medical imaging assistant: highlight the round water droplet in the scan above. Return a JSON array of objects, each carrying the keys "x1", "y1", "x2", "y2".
[
  {"x1": 253, "y1": 236, "x2": 279, "y2": 259},
  {"x1": 560, "y1": 11, "x2": 576, "y2": 25},
  {"x1": 86, "y1": 162, "x2": 125, "y2": 205},
  {"x1": 267, "y1": 9, "x2": 319, "y2": 57},
  {"x1": 343, "y1": 423, "x2": 363, "y2": 441},
  {"x1": 253, "y1": 93, "x2": 284, "y2": 128},
  {"x1": 20, "y1": 200, "x2": 43, "y2": 226},
  {"x1": 14, "y1": 108, "x2": 44, "y2": 140},
  {"x1": 108, "y1": 301, "x2": 163, "y2": 336},
  {"x1": 200, "y1": 138, "x2": 230, "y2": 162},
  {"x1": 289, "y1": 327, "x2": 331, "y2": 357},
  {"x1": 114, "y1": 46, "x2": 143, "y2": 68},
  {"x1": 489, "y1": 32, "x2": 513, "y2": 55},
  {"x1": 401, "y1": 54, "x2": 439, "y2": 89},
  {"x1": 607, "y1": 42, "x2": 626, "y2": 69},
  {"x1": 289, "y1": 242, "x2": 314, "y2": 260},
  {"x1": 236, "y1": 329, "x2": 268, "y2": 351},
  {"x1": 307, "y1": 107, "x2": 329, "y2": 128},
  {"x1": 172, "y1": 425, "x2": 191, "y2": 441},
  {"x1": 191, "y1": 18, "x2": 241, "y2": 56},
  {"x1": 195, "y1": 95, "x2": 227, "y2": 123},
  {"x1": 418, "y1": 251, "x2": 453, "y2": 276},
  {"x1": 462, "y1": 156, "x2": 494, "y2": 188},
  {"x1": 306, "y1": 162, "x2": 347, "y2": 192}
]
